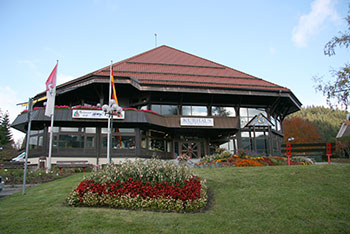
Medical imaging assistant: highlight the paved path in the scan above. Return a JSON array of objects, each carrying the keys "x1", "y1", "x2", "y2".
[{"x1": 0, "y1": 184, "x2": 39, "y2": 198}]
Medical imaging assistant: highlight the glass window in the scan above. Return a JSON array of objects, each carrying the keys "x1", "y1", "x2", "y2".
[
  {"x1": 85, "y1": 127, "x2": 96, "y2": 134},
  {"x1": 161, "y1": 105, "x2": 178, "y2": 115},
  {"x1": 86, "y1": 136, "x2": 95, "y2": 148},
  {"x1": 141, "y1": 130, "x2": 147, "y2": 148},
  {"x1": 149, "y1": 138, "x2": 165, "y2": 151},
  {"x1": 182, "y1": 106, "x2": 207, "y2": 116},
  {"x1": 58, "y1": 135, "x2": 84, "y2": 148},
  {"x1": 48, "y1": 127, "x2": 59, "y2": 133},
  {"x1": 60, "y1": 127, "x2": 84, "y2": 133},
  {"x1": 182, "y1": 106, "x2": 191, "y2": 116},
  {"x1": 239, "y1": 108, "x2": 248, "y2": 117},
  {"x1": 29, "y1": 136, "x2": 38, "y2": 149},
  {"x1": 277, "y1": 118, "x2": 281, "y2": 131},
  {"x1": 212, "y1": 107, "x2": 236, "y2": 117},
  {"x1": 240, "y1": 117, "x2": 250, "y2": 127},
  {"x1": 118, "y1": 128, "x2": 135, "y2": 133},
  {"x1": 166, "y1": 141, "x2": 172, "y2": 153},
  {"x1": 192, "y1": 106, "x2": 207, "y2": 116},
  {"x1": 38, "y1": 136, "x2": 43, "y2": 148},
  {"x1": 141, "y1": 105, "x2": 148, "y2": 110},
  {"x1": 248, "y1": 108, "x2": 266, "y2": 117},
  {"x1": 151, "y1": 104, "x2": 161, "y2": 114},
  {"x1": 111, "y1": 136, "x2": 136, "y2": 149},
  {"x1": 102, "y1": 136, "x2": 136, "y2": 149},
  {"x1": 121, "y1": 136, "x2": 136, "y2": 149},
  {"x1": 30, "y1": 130, "x2": 39, "y2": 135},
  {"x1": 53, "y1": 136, "x2": 58, "y2": 147}
]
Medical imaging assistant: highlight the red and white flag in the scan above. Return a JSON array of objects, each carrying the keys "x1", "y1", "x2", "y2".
[{"x1": 45, "y1": 64, "x2": 58, "y2": 117}]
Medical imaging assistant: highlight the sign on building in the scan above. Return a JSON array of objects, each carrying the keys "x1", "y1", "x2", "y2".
[
  {"x1": 180, "y1": 118, "x2": 214, "y2": 126},
  {"x1": 72, "y1": 110, "x2": 125, "y2": 119}
]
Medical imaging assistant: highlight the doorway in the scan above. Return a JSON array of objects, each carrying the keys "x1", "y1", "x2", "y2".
[{"x1": 178, "y1": 141, "x2": 201, "y2": 158}]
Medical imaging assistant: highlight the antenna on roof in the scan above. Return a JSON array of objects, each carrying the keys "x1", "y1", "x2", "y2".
[{"x1": 154, "y1": 33, "x2": 157, "y2": 47}]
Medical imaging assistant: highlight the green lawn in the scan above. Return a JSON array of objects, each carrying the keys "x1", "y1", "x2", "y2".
[{"x1": 1, "y1": 164, "x2": 350, "y2": 233}]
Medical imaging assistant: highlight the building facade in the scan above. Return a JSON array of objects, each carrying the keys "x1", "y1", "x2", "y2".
[{"x1": 12, "y1": 45, "x2": 301, "y2": 165}]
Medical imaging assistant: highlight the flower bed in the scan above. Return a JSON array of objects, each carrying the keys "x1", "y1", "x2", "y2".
[
  {"x1": 66, "y1": 159, "x2": 207, "y2": 212},
  {"x1": 196, "y1": 149, "x2": 313, "y2": 168}
]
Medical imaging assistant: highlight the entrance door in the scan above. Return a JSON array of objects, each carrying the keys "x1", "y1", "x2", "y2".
[{"x1": 179, "y1": 141, "x2": 201, "y2": 158}]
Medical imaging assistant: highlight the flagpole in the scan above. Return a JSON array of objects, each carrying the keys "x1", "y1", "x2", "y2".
[
  {"x1": 107, "y1": 61, "x2": 113, "y2": 164},
  {"x1": 22, "y1": 98, "x2": 33, "y2": 195},
  {"x1": 47, "y1": 60, "x2": 58, "y2": 170}
]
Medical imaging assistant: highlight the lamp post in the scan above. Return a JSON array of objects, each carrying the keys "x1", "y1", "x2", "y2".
[{"x1": 102, "y1": 99, "x2": 123, "y2": 164}]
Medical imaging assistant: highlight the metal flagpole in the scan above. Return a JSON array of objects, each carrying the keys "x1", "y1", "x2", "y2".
[
  {"x1": 47, "y1": 60, "x2": 58, "y2": 170},
  {"x1": 22, "y1": 98, "x2": 33, "y2": 195},
  {"x1": 107, "y1": 61, "x2": 113, "y2": 164}
]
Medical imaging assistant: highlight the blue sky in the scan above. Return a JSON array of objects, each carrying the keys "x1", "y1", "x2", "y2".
[{"x1": 0, "y1": 0, "x2": 349, "y2": 141}]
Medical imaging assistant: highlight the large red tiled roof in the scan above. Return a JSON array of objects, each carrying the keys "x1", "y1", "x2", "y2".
[{"x1": 93, "y1": 45, "x2": 289, "y2": 91}]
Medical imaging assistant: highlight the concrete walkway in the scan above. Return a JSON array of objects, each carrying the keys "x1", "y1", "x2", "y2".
[{"x1": 0, "y1": 184, "x2": 39, "y2": 198}]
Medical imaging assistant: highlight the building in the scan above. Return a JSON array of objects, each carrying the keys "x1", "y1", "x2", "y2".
[{"x1": 11, "y1": 45, "x2": 301, "y2": 165}]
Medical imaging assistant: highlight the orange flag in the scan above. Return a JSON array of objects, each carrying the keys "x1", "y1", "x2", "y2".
[{"x1": 110, "y1": 66, "x2": 119, "y2": 105}]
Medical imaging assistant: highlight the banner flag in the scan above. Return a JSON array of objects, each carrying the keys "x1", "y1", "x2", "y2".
[
  {"x1": 45, "y1": 64, "x2": 58, "y2": 117},
  {"x1": 110, "y1": 65, "x2": 119, "y2": 105}
]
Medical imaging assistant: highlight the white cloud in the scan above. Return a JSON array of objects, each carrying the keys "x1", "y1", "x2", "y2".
[
  {"x1": 0, "y1": 86, "x2": 25, "y2": 143},
  {"x1": 292, "y1": 0, "x2": 340, "y2": 48}
]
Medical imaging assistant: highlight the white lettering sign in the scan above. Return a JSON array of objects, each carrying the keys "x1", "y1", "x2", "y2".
[
  {"x1": 72, "y1": 110, "x2": 125, "y2": 119},
  {"x1": 180, "y1": 118, "x2": 214, "y2": 126}
]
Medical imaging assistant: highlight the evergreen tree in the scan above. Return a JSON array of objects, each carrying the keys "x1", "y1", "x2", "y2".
[{"x1": 0, "y1": 111, "x2": 13, "y2": 146}]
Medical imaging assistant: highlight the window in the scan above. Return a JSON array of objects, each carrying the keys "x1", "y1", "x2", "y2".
[
  {"x1": 212, "y1": 107, "x2": 236, "y2": 117},
  {"x1": 182, "y1": 105, "x2": 207, "y2": 116},
  {"x1": 85, "y1": 127, "x2": 96, "y2": 134},
  {"x1": 29, "y1": 129, "x2": 44, "y2": 150},
  {"x1": 29, "y1": 136, "x2": 38, "y2": 149},
  {"x1": 241, "y1": 132, "x2": 251, "y2": 151},
  {"x1": 151, "y1": 104, "x2": 161, "y2": 114},
  {"x1": 161, "y1": 105, "x2": 178, "y2": 115},
  {"x1": 102, "y1": 136, "x2": 136, "y2": 149},
  {"x1": 240, "y1": 108, "x2": 266, "y2": 127},
  {"x1": 58, "y1": 135, "x2": 84, "y2": 148},
  {"x1": 60, "y1": 127, "x2": 84, "y2": 133},
  {"x1": 86, "y1": 136, "x2": 95, "y2": 148},
  {"x1": 148, "y1": 130, "x2": 171, "y2": 152},
  {"x1": 141, "y1": 130, "x2": 147, "y2": 148},
  {"x1": 151, "y1": 104, "x2": 178, "y2": 115},
  {"x1": 219, "y1": 139, "x2": 237, "y2": 153},
  {"x1": 48, "y1": 127, "x2": 59, "y2": 133},
  {"x1": 102, "y1": 128, "x2": 135, "y2": 134}
]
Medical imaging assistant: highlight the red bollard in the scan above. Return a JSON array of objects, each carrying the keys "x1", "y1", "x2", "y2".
[
  {"x1": 286, "y1": 144, "x2": 291, "y2": 166},
  {"x1": 326, "y1": 143, "x2": 332, "y2": 165}
]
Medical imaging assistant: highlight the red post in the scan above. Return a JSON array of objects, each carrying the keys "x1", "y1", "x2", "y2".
[
  {"x1": 286, "y1": 144, "x2": 291, "y2": 166},
  {"x1": 326, "y1": 143, "x2": 332, "y2": 165}
]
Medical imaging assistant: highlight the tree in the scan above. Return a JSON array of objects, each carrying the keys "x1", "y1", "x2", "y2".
[
  {"x1": 0, "y1": 111, "x2": 13, "y2": 146},
  {"x1": 314, "y1": 7, "x2": 350, "y2": 109},
  {"x1": 283, "y1": 116, "x2": 322, "y2": 144},
  {"x1": 288, "y1": 106, "x2": 347, "y2": 142}
]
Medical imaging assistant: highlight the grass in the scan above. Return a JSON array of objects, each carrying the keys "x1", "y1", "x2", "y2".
[{"x1": 1, "y1": 164, "x2": 350, "y2": 233}]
